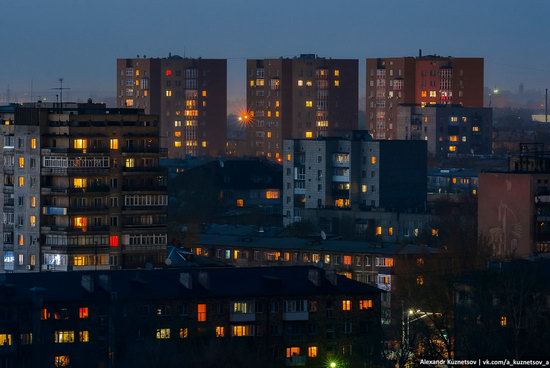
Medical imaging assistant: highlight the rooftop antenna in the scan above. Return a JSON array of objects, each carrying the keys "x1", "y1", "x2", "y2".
[{"x1": 51, "y1": 78, "x2": 71, "y2": 110}]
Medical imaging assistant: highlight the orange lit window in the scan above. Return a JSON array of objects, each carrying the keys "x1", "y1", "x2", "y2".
[
  {"x1": 109, "y1": 235, "x2": 119, "y2": 247},
  {"x1": 388, "y1": 227, "x2": 394, "y2": 236},
  {"x1": 431, "y1": 228, "x2": 439, "y2": 237},
  {"x1": 308, "y1": 346, "x2": 318, "y2": 358},
  {"x1": 31, "y1": 138, "x2": 37, "y2": 149},
  {"x1": 342, "y1": 300, "x2": 351, "y2": 311},
  {"x1": 305, "y1": 131, "x2": 313, "y2": 138},
  {"x1": 266, "y1": 190, "x2": 279, "y2": 199},
  {"x1": 202, "y1": 90, "x2": 207, "y2": 97},
  {"x1": 334, "y1": 80, "x2": 340, "y2": 87},
  {"x1": 18, "y1": 176, "x2": 25, "y2": 187},
  {"x1": 286, "y1": 154, "x2": 292, "y2": 161},
  {"x1": 165, "y1": 90, "x2": 172, "y2": 97},
  {"x1": 275, "y1": 100, "x2": 280, "y2": 107},
  {"x1": 370, "y1": 156, "x2": 377, "y2": 164},
  {"x1": 359, "y1": 300, "x2": 373, "y2": 310},
  {"x1": 215, "y1": 326, "x2": 225, "y2": 337},
  {"x1": 79, "y1": 307, "x2": 89, "y2": 319},
  {"x1": 343, "y1": 256, "x2": 352, "y2": 266},
  {"x1": 449, "y1": 135, "x2": 458, "y2": 142},
  {"x1": 417, "y1": 257, "x2": 425, "y2": 266},
  {"x1": 375, "y1": 226, "x2": 382, "y2": 236},
  {"x1": 236, "y1": 199, "x2": 244, "y2": 207},
  {"x1": 197, "y1": 304, "x2": 206, "y2": 322},
  {"x1": 41, "y1": 308, "x2": 50, "y2": 320},
  {"x1": 500, "y1": 316, "x2": 507, "y2": 327},
  {"x1": 18, "y1": 234, "x2": 24, "y2": 246},
  {"x1": 416, "y1": 276, "x2": 424, "y2": 285},
  {"x1": 18, "y1": 157, "x2": 25, "y2": 168},
  {"x1": 54, "y1": 356, "x2": 70, "y2": 367},
  {"x1": 110, "y1": 139, "x2": 119, "y2": 150},
  {"x1": 385, "y1": 258, "x2": 394, "y2": 267},
  {"x1": 421, "y1": 90, "x2": 427, "y2": 98},
  {"x1": 179, "y1": 328, "x2": 188, "y2": 339},
  {"x1": 72, "y1": 217, "x2": 87, "y2": 228},
  {"x1": 165, "y1": 69, "x2": 172, "y2": 76},
  {"x1": 174, "y1": 131, "x2": 182, "y2": 137},
  {"x1": 334, "y1": 69, "x2": 340, "y2": 77},
  {"x1": 286, "y1": 347, "x2": 300, "y2": 358},
  {"x1": 449, "y1": 145, "x2": 457, "y2": 152},
  {"x1": 267, "y1": 131, "x2": 272, "y2": 138},
  {"x1": 174, "y1": 141, "x2": 182, "y2": 148}
]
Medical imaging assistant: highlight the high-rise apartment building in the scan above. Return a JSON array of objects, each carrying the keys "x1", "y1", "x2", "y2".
[
  {"x1": 0, "y1": 102, "x2": 167, "y2": 272},
  {"x1": 366, "y1": 54, "x2": 484, "y2": 139},
  {"x1": 117, "y1": 55, "x2": 227, "y2": 158},
  {"x1": 282, "y1": 131, "x2": 427, "y2": 226},
  {"x1": 246, "y1": 55, "x2": 358, "y2": 160}
]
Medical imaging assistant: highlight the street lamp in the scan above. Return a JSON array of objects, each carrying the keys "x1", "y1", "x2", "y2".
[{"x1": 329, "y1": 362, "x2": 337, "y2": 368}]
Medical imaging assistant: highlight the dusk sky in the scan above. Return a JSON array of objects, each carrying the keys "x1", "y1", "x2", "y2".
[{"x1": 1, "y1": 0, "x2": 549, "y2": 111}]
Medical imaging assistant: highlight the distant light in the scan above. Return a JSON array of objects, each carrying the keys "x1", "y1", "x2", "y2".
[
  {"x1": 493, "y1": 89, "x2": 499, "y2": 94},
  {"x1": 244, "y1": 115, "x2": 249, "y2": 120},
  {"x1": 329, "y1": 363, "x2": 337, "y2": 368},
  {"x1": 238, "y1": 117, "x2": 242, "y2": 121}
]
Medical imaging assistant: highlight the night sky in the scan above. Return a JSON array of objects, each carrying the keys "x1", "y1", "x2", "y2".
[{"x1": 1, "y1": 0, "x2": 549, "y2": 111}]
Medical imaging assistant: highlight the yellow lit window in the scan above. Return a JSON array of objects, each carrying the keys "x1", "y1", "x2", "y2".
[
  {"x1": 342, "y1": 300, "x2": 351, "y2": 311},
  {"x1": 286, "y1": 153, "x2": 292, "y2": 161},
  {"x1": 179, "y1": 328, "x2": 188, "y2": 339},
  {"x1": 18, "y1": 157, "x2": 25, "y2": 168},
  {"x1": 432, "y1": 228, "x2": 439, "y2": 237},
  {"x1": 275, "y1": 100, "x2": 280, "y2": 107},
  {"x1": 54, "y1": 330, "x2": 75, "y2": 344},
  {"x1": 174, "y1": 141, "x2": 182, "y2": 148},
  {"x1": 165, "y1": 90, "x2": 172, "y2": 97},
  {"x1": 297, "y1": 80, "x2": 304, "y2": 87},
  {"x1": 305, "y1": 100, "x2": 313, "y2": 107},
  {"x1": 388, "y1": 227, "x2": 394, "y2": 236},
  {"x1": 449, "y1": 145, "x2": 457, "y2": 152},
  {"x1": 73, "y1": 139, "x2": 87, "y2": 150},
  {"x1": 359, "y1": 300, "x2": 373, "y2": 310},
  {"x1": 29, "y1": 215, "x2": 36, "y2": 227},
  {"x1": 256, "y1": 79, "x2": 264, "y2": 86},
  {"x1": 249, "y1": 80, "x2": 255, "y2": 87},
  {"x1": 334, "y1": 69, "x2": 340, "y2": 77},
  {"x1": 267, "y1": 111, "x2": 271, "y2": 117},
  {"x1": 18, "y1": 234, "x2": 24, "y2": 246},
  {"x1": 236, "y1": 199, "x2": 244, "y2": 207},
  {"x1": 370, "y1": 156, "x2": 377, "y2": 164},
  {"x1": 449, "y1": 135, "x2": 458, "y2": 142},
  {"x1": 286, "y1": 347, "x2": 300, "y2": 358},
  {"x1": 125, "y1": 158, "x2": 135, "y2": 168},
  {"x1": 54, "y1": 356, "x2": 70, "y2": 367},
  {"x1": 308, "y1": 346, "x2": 318, "y2": 358},
  {"x1": 174, "y1": 131, "x2": 182, "y2": 137},
  {"x1": 174, "y1": 120, "x2": 182, "y2": 127},
  {"x1": 31, "y1": 138, "x2": 37, "y2": 149},
  {"x1": 429, "y1": 91, "x2": 437, "y2": 97},
  {"x1": 233, "y1": 250, "x2": 239, "y2": 260},
  {"x1": 79, "y1": 331, "x2": 89, "y2": 343},
  {"x1": 197, "y1": 304, "x2": 206, "y2": 322},
  {"x1": 472, "y1": 189, "x2": 477, "y2": 196},
  {"x1": 334, "y1": 80, "x2": 340, "y2": 87},
  {"x1": 232, "y1": 325, "x2": 253, "y2": 337},
  {"x1": 156, "y1": 328, "x2": 171, "y2": 339},
  {"x1": 361, "y1": 184, "x2": 367, "y2": 193},
  {"x1": 416, "y1": 276, "x2": 424, "y2": 285},
  {"x1": 500, "y1": 316, "x2": 507, "y2": 327},
  {"x1": 79, "y1": 307, "x2": 89, "y2": 319},
  {"x1": 109, "y1": 139, "x2": 119, "y2": 150},
  {"x1": 275, "y1": 111, "x2": 280, "y2": 117},
  {"x1": 0, "y1": 334, "x2": 12, "y2": 346},
  {"x1": 202, "y1": 90, "x2": 207, "y2": 97},
  {"x1": 305, "y1": 131, "x2": 313, "y2": 139},
  {"x1": 31, "y1": 196, "x2": 37, "y2": 208},
  {"x1": 72, "y1": 217, "x2": 87, "y2": 228},
  {"x1": 135, "y1": 80, "x2": 140, "y2": 86},
  {"x1": 73, "y1": 178, "x2": 87, "y2": 188},
  {"x1": 202, "y1": 141, "x2": 207, "y2": 148},
  {"x1": 266, "y1": 190, "x2": 279, "y2": 199},
  {"x1": 215, "y1": 326, "x2": 225, "y2": 337},
  {"x1": 135, "y1": 69, "x2": 140, "y2": 76},
  {"x1": 450, "y1": 116, "x2": 458, "y2": 122},
  {"x1": 18, "y1": 176, "x2": 25, "y2": 187},
  {"x1": 267, "y1": 131, "x2": 272, "y2": 138},
  {"x1": 375, "y1": 226, "x2": 382, "y2": 236}
]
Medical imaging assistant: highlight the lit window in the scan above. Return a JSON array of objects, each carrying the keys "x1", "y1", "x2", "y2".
[
  {"x1": 156, "y1": 328, "x2": 171, "y2": 339},
  {"x1": 431, "y1": 228, "x2": 439, "y2": 237},
  {"x1": 267, "y1": 131, "x2": 272, "y2": 138},
  {"x1": 72, "y1": 217, "x2": 87, "y2": 229},
  {"x1": 125, "y1": 158, "x2": 135, "y2": 168},
  {"x1": 174, "y1": 131, "x2": 182, "y2": 138},
  {"x1": 421, "y1": 91, "x2": 427, "y2": 98},
  {"x1": 359, "y1": 300, "x2": 373, "y2": 310},
  {"x1": 18, "y1": 176, "x2": 24, "y2": 187},
  {"x1": 449, "y1": 135, "x2": 458, "y2": 142},
  {"x1": 232, "y1": 325, "x2": 254, "y2": 337},
  {"x1": 334, "y1": 80, "x2": 340, "y2": 87},
  {"x1": 450, "y1": 116, "x2": 458, "y2": 122},
  {"x1": 165, "y1": 69, "x2": 172, "y2": 76},
  {"x1": 449, "y1": 145, "x2": 457, "y2": 152},
  {"x1": 334, "y1": 69, "x2": 340, "y2": 77},
  {"x1": 342, "y1": 300, "x2": 351, "y2": 311},
  {"x1": 297, "y1": 80, "x2": 303, "y2": 87},
  {"x1": 41, "y1": 308, "x2": 50, "y2": 320},
  {"x1": 109, "y1": 235, "x2": 119, "y2": 247},
  {"x1": 31, "y1": 196, "x2": 37, "y2": 208},
  {"x1": 343, "y1": 256, "x2": 352, "y2": 266},
  {"x1": 305, "y1": 101, "x2": 313, "y2": 107},
  {"x1": 201, "y1": 141, "x2": 207, "y2": 148},
  {"x1": 275, "y1": 100, "x2": 280, "y2": 107},
  {"x1": 472, "y1": 126, "x2": 480, "y2": 132},
  {"x1": 375, "y1": 226, "x2": 382, "y2": 236},
  {"x1": 256, "y1": 79, "x2": 265, "y2": 86},
  {"x1": 308, "y1": 346, "x2": 318, "y2": 358},
  {"x1": 417, "y1": 257, "x2": 425, "y2": 266},
  {"x1": 361, "y1": 184, "x2": 367, "y2": 193},
  {"x1": 197, "y1": 304, "x2": 206, "y2": 322},
  {"x1": 249, "y1": 80, "x2": 255, "y2": 87},
  {"x1": 18, "y1": 234, "x2": 24, "y2": 246},
  {"x1": 370, "y1": 156, "x2": 377, "y2": 164},
  {"x1": 54, "y1": 356, "x2": 70, "y2": 367},
  {"x1": 286, "y1": 347, "x2": 300, "y2": 358},
  {"x1": 286, "y1": 154, "x2": 292, "y2": 161},
  {"x1": 179, "y1": 328, "x2": 188, "y2": 339},
  {"x1": 79, "y1": 331, "x2": 89, "y2": 343},
  {"x1": 305, "y1": 131, "x2": 313, "y2": 138},
  {"x1": 54, "y1": 330, "x2": 75, "y2": 344},
  {"x1": 416, "y1": 276, "x2": 424, "y2": 285},
  {"x1": 73, "y1": 139, "x2": 87, "y2": 150},
  {"x1": 109, "y1": 139, "x2": 119, "y2": 150},
  {"x1": 500, "y1": 316, "x2": 507, "y2": 327},
  {"x1": 236, "y1": 199, "x2": 244, "y2": 207},
  {"x1": 266, "y1": 190, "x2": 279, "y2": 199},
  {"x1": 0, "y1": 334, "x2": 12, "y2": 346},
  {"x1": 73, "y1": 178, "x2": 87, "y2": 188},
  {"x1": 275, "y1": 111, "x2": 280, "y2": 117},
  {"x1": 215, "y1": 326, "x2": 225, "y2": 337},
  {"x1": 388, "y1": 227, "x2": 394, "y2": 236},
  {"x1": 174, "y1": 141, "x2": 182, "y2": 148},
  {"x1": 31, "y1": 138, "x2": 37, "y2": 149},
  {"x1": 174, "y1": 120, "x2": 182, "y2": 127},
  {"x1": 29, "y1": 215, "x2": 36, "y2": 227},
  {"x1": 18, "y1": 157, "x2": 25, "y2": 168},
  {"x1": 79, "y1": 307, "x2": 89, "y2": 319},
  {"x1": 165, "y1": 90, "x2": 172, "y2": 97}
]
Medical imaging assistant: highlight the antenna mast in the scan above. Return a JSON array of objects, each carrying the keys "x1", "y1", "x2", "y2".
[{"x1": 51, "y1": 78, "x2": 71, "y2": 110}]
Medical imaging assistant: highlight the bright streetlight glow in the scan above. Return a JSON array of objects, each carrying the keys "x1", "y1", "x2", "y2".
[{"x1": 329, "y1": 362, "x2": 337, "y2": 368}]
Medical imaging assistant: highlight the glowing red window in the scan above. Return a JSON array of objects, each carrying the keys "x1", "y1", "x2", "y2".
[
  {"x1": 165, "y1": 69, "x2": 172, "y2": 77},
  {"x1": 109, "y1": 235, "x2": 119, "y2": 247}
]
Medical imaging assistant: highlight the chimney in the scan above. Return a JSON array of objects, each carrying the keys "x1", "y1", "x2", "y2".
[
  {"x1": 197, "y1": 272, "x2": 209, "y2": 289},
  {"x1": 81, "y1": 274, "x2": 94, "y2": 293},
  {"x1": 325, "y1": 271, "x2": 338, "y2": 286},
  {"x1": 179, "y1": 273, "x2": 192, "y2": 289},
  {"x1": 308, "y1": 269, "x2": 321, "y2": 287}
]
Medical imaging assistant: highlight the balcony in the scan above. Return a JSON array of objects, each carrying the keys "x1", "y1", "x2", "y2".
[
  {"x1": 229, "y1": 313, "x2": 256, "y2": 323},
  {"x1": 68, "y1": 186, "x2": 110, "y2": 193},
  {"x1": 285, "y1": 356, "x2": 307, "y2": 366},
  {"x1": 122, "y1": 185, "x2": 167, "y2": 192},
  {"x1": 122, "y1": 147, "x2": 160, "y2": 154},
  {"x1": 332, "y1": 175, "x2": 350, "y2": 183},
  {"x1": 122, "y1": 166, "x2": 162, "y2": 173},
  {"x1": 282, "y1": 311, "x2": 309, "y2": 321}
]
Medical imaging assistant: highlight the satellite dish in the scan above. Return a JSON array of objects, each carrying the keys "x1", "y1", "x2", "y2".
[
  {"x1": 165, "y1": 258, "x2": 172, "y2": 266},
  {"x1": 320, "y1": 231, "x2": 326, "y2": 240}
]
